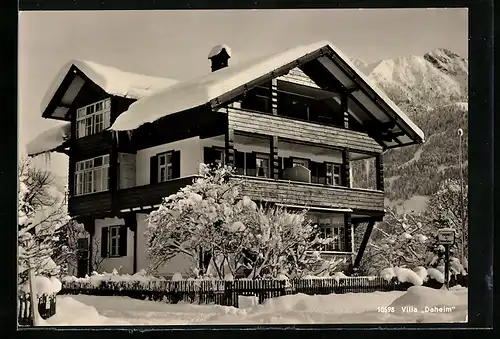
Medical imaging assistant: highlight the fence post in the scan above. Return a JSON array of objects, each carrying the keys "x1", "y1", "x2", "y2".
[{"x1": 224, "y1": 281, "x2": 233, "y2": 307}]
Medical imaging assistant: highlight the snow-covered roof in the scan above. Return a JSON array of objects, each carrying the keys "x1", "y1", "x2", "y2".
[
  {"x1": 110, "y1": 41, "x2": 424, "y2": 147},
  {"x1": 41, "y1": 59, "x2": 178, "y2": 119},
  {"x1": 111, "y1": 41, "x2": 330, "y2": 131},
  {"x1": 208, "y1": 44, "x2": 232, "y2": 59},
  {"x1": 26, "y1": 122, "x2": 71, "y2": 157}
]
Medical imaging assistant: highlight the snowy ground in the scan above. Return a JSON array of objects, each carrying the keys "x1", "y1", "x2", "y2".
[{"x1": 41, "y1": 286, "x2": 467, "y2": 325}]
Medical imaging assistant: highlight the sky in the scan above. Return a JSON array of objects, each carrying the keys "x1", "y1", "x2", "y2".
[{"x1": 18, "y1": 8, "x2": 468, "y2": 177}]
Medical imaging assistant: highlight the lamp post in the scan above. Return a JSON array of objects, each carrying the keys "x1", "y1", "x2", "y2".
[{"x1": 457, "y1": 128, "x2": 466, "y2": 265}]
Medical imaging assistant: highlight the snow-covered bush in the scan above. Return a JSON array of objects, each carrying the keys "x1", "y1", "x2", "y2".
[
  {"x1": 357, "y1": 209, "x2": 430, "y2": 275},
  {"x1": 146, "y1": 164, "x2": 334, "y2": 280},
  {"x1": 18, "y1": 158, "x2": 70, "y2": 288}
]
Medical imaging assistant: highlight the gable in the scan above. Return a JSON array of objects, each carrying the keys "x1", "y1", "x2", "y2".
[
  {"x1": 41, "y1": 60, "x2": 178, "y2": 121},
  {"x1": 278, "y1": 68, "x2": 319, "y2": 88},
  {"x1": 111, "y1": 41, "x2": 424, "y2": 150}
]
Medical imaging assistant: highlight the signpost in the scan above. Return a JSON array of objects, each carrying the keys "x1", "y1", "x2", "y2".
[{"x1": 438, "y1": 228, "x2": 456, "y2": 289}]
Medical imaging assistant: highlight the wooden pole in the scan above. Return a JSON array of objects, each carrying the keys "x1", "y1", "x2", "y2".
[
  {"x1": 458, "y1": 129, "x2": 466, "y2": 265},
  {"x1": 444, "y1": 244, "x2": 450, "y2": 289},
  {"x1": 27, "y1": 261, "x2": 38, "y2": 326}
]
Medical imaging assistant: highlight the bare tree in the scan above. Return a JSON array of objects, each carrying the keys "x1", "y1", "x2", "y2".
[{"x1": 18, "y1": 158, "x2": 69, "y2": 286}]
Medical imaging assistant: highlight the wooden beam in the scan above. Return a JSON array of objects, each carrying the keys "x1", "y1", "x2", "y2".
[
  {"x1": 224, "y1": 127, "x2": 235, "y2": 167},
  {"x1": 353, "y1": 220, "x2": 375, "y2": 269},
  {"x1": 270, "y1": 136, "x2": 279, "y2": 180},
  {"x1": 375, "y1": 153, "x2": 384, "y2": 191}
]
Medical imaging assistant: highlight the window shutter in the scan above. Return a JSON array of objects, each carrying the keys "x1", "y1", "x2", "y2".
[
  {"x1": 319, "y1": 162, "x2": 327, "y2": 184},
  {"x1": 101, "y1": 227, "x2": 108, "y2": 258},
  {"x1": 246, "y1": 152, "x2": 257, "y2": 176},
  {"x1": 150, "y1": 156, "x2": 158, "y2": 184},
  {"x1": 119, "y1": 226, "x2": 128, "y2": 257},
  {"x1": 310, "y1": 161, "x2": 318, "y2": 183},
  {"x1": 235, "y1": 150, "x2": 245, "y2": 174},
  {"x1": 203, "y1": 147, "x2": 216, "y2": 166},
  {"x1": 172, "y1": 150, "x2": 181, "y2": 178},
  {"x1": 283, "y1": 157, "x2": 293, "y2": 170},
  {"x1": 277, "y1": 157, "x2": 283, "y2": 179}
]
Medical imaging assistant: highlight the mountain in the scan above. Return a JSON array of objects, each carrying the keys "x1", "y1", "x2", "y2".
[{"x1": 351, "y1": 48, "x2": 468, "y2": 214}]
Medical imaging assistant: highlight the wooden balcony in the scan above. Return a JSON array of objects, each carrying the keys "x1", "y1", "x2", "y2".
[
  {"x1": 68, "y1": 191, "x2": 113, "y2": 217},
  {"x1": 227, "y1": 107, "x2": 383, "y2": 154},
  {"x1": 68, "y1": 174, "x2": 384, "y2": 218},
  {"x1": 236, "y1": 176, "x2": 385, "y2": 213}
]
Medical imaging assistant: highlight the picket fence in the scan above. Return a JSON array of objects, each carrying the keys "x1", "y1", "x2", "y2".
[
  {"x1": 18, "y1": 293, "x2": 57, "y2": 326},
  {"x1": 60, "y1": 276, "x2": 413, "y2": 308}
]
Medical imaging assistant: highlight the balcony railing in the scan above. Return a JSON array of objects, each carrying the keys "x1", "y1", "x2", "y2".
[
  {"x1": 68, "y1": 174, "x2": 384, "y2": 217},
  {"x1": 236, "y1": 175, "x2": 384, "y2": 212},
  {"x1": 227, "y1": 107, "x2": 383, "y2": 154}
]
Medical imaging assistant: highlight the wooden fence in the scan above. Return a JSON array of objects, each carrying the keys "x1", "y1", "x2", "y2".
[
  {"x1": 60, "y1": 276, "x2": 414, "y2": 308},
  {"x1": 18, "y1": 293, "x2": 57, "y2": 326}
]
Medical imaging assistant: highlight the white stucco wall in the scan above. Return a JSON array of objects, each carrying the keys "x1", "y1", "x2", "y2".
[
  {"x1": 135, "y1": 136, "x2": 203, "y2": 186},
  {"x1": 135, "y1": 213, "x2": 196, "y2": 278},
  {"x1": 94, "y1": 217, "x2": 135, "y2": 274}
]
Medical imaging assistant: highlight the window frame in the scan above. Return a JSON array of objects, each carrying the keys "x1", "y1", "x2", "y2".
[
  {"x1": 158, "y1": 151, "x2": 174, "y2": 183},
  {"x1": 75, "y1": 98, "x2": 111, "y2": 139},
  {"x1": 255, "y1": 153, "x2": 271, "y2": 178},
  {"x1": 313, "y1": 215, "x2": 345, "y2": 252},
  {"x1": 212, "y1": 147, "x2": 225, "y2": 167},
  {"x1": 74, "y1": 155, "x2": 110, "y2": 196},
  {"x1": 326, "y1": 162, "x2": 342, "y2": 186},
  {"x1": 108, "y1": 226, "x2": 121, "y2": 258}
]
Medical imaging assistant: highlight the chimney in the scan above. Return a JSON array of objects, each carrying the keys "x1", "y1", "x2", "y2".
[{"x1": 208, "y1": 44, "x2": 231, "y2": 72}]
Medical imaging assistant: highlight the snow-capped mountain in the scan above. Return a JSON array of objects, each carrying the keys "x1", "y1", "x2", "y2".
[
  {"x1": 358, "y1": 48, "x2": 468, "y2": 112},
  {"x1": 351, "y1": 49, "x2": 468, "y2": 213}
]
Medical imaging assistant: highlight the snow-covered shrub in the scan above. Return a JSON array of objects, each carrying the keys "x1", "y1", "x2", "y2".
[
  {"x1": 147, "y1": 164, "x2": 334, "y2": 280},
  {"x1": 171, "y1": 272, "x2": 184, "y2": 281},
  {"x1": 356, "y1": 209, "x2": 430, "y2": 275}
]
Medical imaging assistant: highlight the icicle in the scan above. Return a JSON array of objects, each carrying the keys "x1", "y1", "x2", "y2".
[{"x1": 43, "y1": 152, "x2": 51, "y2": 166}]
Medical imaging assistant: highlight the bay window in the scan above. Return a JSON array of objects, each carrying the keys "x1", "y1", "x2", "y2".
[
  {"x1": 76, "y1": 98, "x2": 111, "y2": 138},
  {"x1": 74, "y1": 155, "x2": 110, "y2": 196}
]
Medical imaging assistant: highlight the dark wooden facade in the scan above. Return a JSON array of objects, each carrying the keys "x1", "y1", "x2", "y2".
[
  {"x1": 238, "y1": 176, "x2": 384, "y2": 213},
  {"x1": 227, "y1": 107, "x2": 382, "y2": 154}
]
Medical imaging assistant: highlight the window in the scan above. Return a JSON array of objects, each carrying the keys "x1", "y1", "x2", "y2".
[
  {"x1": 101, "y1": 225, "x2": 126, "y2": 258},
  {"x1": 108, "y1": 226, "x2": 121, "y2": 257},
  {"x1": 312, "y1": 215, "x2": 345, "y2": 251},
  {"x1": 74, "y1": 155, "x2": 110, "y2": 196},
  {"x1": 256, "y1": 154, "x2": 270, "y2": 178},
  {"x1": 76, "y1": 99, "x2": 111, "y2": 138},
  {"x1": 213, "y1": 148, "x2": 225, "y2": 167},
  {"x1": 158, "y1": 152, "x2": 173, "y2": 182},
  {"x1": 326, "y1": 163, "x2": 341, "y2": 186}
]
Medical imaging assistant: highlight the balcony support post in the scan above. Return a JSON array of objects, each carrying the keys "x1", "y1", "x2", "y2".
[
  {"x1": 271, "y1": 78, "x2": 278, "y2": 115},
  {"x1": 342, "y1": 148, "x2": 350, "y2": 188},
  {"x1": 341, "y1": 91, "x2": 349, "y2": 128},
  {"x1": 375, "y1": 153, "x2": 384, "y2": 191},
  {"x1": 224, "y1": 127, "x2": 235, "y2": 168},
  {"x1": 270, "y1": 136, "x2": 279, "y2": 180},
  {"x1": 344, "y1": 213, "x2": 352, "y2": 253},
  {"x1": 352, "y1": 220, "x2": 375, "y2": 271}
]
